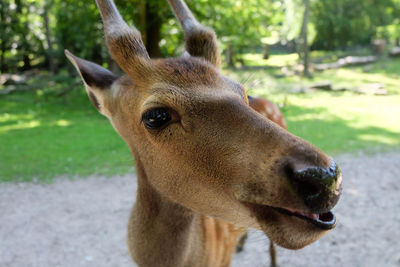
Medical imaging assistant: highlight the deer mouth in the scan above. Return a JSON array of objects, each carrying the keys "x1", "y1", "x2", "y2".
[
  {"x1": 274, "y1": 207, "x2": 336, "y2": 230},
  {"x1": 243, "y1": 202, "x2": 336, "y2": 230}
]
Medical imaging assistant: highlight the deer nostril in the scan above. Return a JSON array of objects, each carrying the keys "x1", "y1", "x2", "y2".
[
  {"x1": 285, "y1": 159, "x2": 341, "y2": 212},
  {"x1": 292, "y1": 179, "x2": 320, "y2": 199}
]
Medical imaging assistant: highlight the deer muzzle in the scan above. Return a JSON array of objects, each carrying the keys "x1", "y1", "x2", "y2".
[{"x1": 284, "y1": 158, "x2": 342, "y2": 214}]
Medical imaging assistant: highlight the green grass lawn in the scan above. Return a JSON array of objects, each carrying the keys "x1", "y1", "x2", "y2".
[
  {"x1": 1, "y1": 54, "x2": 400, "y2": 182},
  {"x1": 0, "y1": 72, "x2": 133, "y2": 182}
]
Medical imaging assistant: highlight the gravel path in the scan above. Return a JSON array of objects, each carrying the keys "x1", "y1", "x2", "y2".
[{"x1": 1, "y1": 152, "x2": 400, "y2": 267}]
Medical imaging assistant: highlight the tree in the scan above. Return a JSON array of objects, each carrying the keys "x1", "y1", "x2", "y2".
[
  {"x1": 54, "y1": 0, "x2": 105, "y2": 65},
  {"x1": 43, "y1": 0, "x2": 56, "y2": 73},
  {"x1": 299, "y1": 0, "x2": 310, "y2": 77},
  {"x1": 0, "y1": 0, "x2": 9, "y2": 72},
  {"x1": 311, "y1": 0, "x2": 400, "y2": 50},
  {"x1": 3, "y1": 0, "x2": 400, "y2": 74},
  {"x1": 1, "y1": 0, "x2": 284, "y2": 72},
  {"x1": 117, "y1": 0, "x2": 172, "y2": 58},
  {"x1": 191, "y1": 0, "x2": 284, "y2": 66}
]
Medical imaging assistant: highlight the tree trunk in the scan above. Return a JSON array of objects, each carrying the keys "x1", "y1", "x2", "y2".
[
  {"x1": 138, "y1": 0, "x2": 147, "y2": 46},
  {"x1": 0, "y1": 0, "x2": 7, "y2": 73},
  {"x1": 22, "y1": 54, "x2": 31, "y2": 70},
  {"x1": 145, "y1": 2, "x2": 162, "y2": 58},
  {"x1": 43, "y1": 3, "x2": 56, "y2": 73},
  {"x1": 225, "y1": 44, "x2": 235, "y2": 68},
  {"x1": 263, "y1": 44, "x2": 270, "y2": 60},
  {"x1": 15, "y1": 0, "x2": 32, "y2": 71},
  {"x1": 299, "y1": 0, "x2": 311, "y2": 77}
]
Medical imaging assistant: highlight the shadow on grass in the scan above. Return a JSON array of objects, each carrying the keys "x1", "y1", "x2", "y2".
[{"x1": 368, "y1": 57, "x2": 400, "y2": 77}]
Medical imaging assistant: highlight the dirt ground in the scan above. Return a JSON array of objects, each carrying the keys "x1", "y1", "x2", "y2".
[{"x1": 1, "y1": 152, "x2": 400, "y2": 267}]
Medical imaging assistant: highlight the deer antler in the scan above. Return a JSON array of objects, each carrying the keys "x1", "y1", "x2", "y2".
[
  {"x1": 95, "y1": 0, "x2": 152, "y2": 79},
  {"x1": 168, "y1": 0, "x2": 221, "y2": 68}
]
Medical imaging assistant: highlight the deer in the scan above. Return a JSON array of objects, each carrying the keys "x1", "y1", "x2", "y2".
[
  {"x1": 65, "y1": 0, "x2": 342, "y2": 266},
  {"x1": 248, "y1": 96, "x2": 287, "y2": 130}
]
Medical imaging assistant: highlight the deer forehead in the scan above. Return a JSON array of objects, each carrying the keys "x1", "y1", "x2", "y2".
[
  {"x1": 155, "y1": 57, "x2": 245, "y2": 95},
  {"x1": 113, "y1": 57, "x2": 247, "y2": 114}
]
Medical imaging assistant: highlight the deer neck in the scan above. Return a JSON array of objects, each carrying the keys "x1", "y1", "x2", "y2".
[
  {"x1": 128, "y1": 154, "x2": 200, "y2": 267},
  {"x1": 127, "y1": 154, "x2": 240, "y2": 267}
]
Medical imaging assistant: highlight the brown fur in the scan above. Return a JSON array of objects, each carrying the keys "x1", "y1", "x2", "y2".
[
  {"x1": 248, "y1": 95, "x2": 287, "y2": 130},
  {"x1": 65, "y1": 1, "x2": 342, "y2": 266},
  {"x1": 247, "y1": 95, "x2": 286, "y2": 266}
]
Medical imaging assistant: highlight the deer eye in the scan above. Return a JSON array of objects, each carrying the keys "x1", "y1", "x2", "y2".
[{"x1": 142, "y1": 108, "x2": 172, "y2": 130}]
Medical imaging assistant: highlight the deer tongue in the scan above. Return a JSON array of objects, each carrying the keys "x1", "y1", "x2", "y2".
[{"x1": 286, "y1": 208, "x2": 319, "y2": 220}]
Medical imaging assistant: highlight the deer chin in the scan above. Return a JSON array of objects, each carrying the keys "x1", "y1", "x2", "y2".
[{"x1": 242, "y1": 202, "x2": 336, "y2": 249}]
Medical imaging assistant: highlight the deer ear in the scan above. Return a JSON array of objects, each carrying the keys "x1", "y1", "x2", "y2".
[{"x1": 65, "y1": 50, "x2": 118, "y2": 117}]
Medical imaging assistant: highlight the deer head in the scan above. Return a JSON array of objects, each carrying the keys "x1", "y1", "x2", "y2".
[{"x1": 66, "y1": 0, "x2": 341, "y2": 250}]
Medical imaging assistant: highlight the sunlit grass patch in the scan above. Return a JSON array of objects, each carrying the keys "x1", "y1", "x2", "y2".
[
  {"x1": 280, "y1": 93, "x2": 400, "y2": 153},
  {"x1": 241, "y1": 52, "x2": 299, "y2": 67}
]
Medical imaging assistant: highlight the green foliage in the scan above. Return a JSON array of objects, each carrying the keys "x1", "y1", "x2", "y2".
[
  {"x1": 1, "y1": 0, "x2": 287, "y2": 71},
  {"x1": 0, "y1": 0, "x2": 48, "y2": 71},
  {"x1": 156, "y1": 0, "x2": 285, "y2": 59},
  {"x1": 311, "y1": 0, "x2": 400, "y2": 49},
  {"x1": 191, "y1": 0, "x2": 283, "y2": 51},
  {"x1": 281, "y1": 0, "x2": 316, "y2": 45},
  {"x1": 3, "y1": 0, "x2": 400, "y2": 72},
  {"x1": 376, "y1": 19, "x2": 400, "y2": 44},
  {"x1": 53, "y1": 0, "x2": 106, "y2": 64}
]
